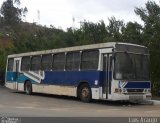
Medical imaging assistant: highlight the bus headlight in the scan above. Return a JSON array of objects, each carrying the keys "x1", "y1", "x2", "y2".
[
  {"x1": 148, "y1": 89, "x2": 151, "y2": 93},
  {"x1": 114, "y1": 88, "x2": 125, "y2": 93},
  {"x1": 114, "y1": 88, "x2": 119, "y2": 93},
  {"x1": 144, "y1": 89, "x2": 151, "y2": 93},
  {"x1": 122, "y1": 88, "x2": 127, "y2": 93},
  {"x1": 144, "y1": 89, "x2": 147, "y2": 93},
  {"x1": 114, "y1": 88, "x2": 128, "y2": 93}
]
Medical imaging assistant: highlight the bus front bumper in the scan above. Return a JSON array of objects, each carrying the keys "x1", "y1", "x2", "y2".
[{"x1": 111, "y1": 93, "x2": 152, "y2": 102}]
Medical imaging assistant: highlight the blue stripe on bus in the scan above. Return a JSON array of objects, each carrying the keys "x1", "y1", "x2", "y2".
[
  {"x1": 124, "y1": 82, "x2": 151, "y2": 89},
  {"x1": 6, "y1": 72, "x2": 36, "y2": 83},
  {"x1": 6, "y1": 72, "x2": 17, "y2": 82},
  {"x1": 6, "y1": 71, "x2": 112, "y2": 87},
  {"x1": 41, "y1": 71, "x2": 112, "y2": 87},
  {"x1": 17, "y1": 74, "x2": 37, "y2": 83},
  {"x1": 6, "y1": 72, "x2": 150, "y2": 89}
]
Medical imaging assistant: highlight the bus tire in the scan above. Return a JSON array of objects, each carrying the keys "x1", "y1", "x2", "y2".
[
  {"x1": 25, "y1": 81, "x2": 32, "y2": 95},
  {"x1": 79, "y1": 83, "x2": 92, "y2": 103}
]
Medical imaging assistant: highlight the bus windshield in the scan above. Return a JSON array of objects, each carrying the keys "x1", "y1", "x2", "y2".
[{"x1": 114, "y1": 52, "x2": 150, "y2": 81}]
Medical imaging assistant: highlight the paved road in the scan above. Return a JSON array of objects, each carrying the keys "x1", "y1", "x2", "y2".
[{"x1": 0, "y1": 86, "x2": 160, "y2": 118}]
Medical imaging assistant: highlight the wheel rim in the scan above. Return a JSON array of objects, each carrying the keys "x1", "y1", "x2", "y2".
[{"x1": 81, "y1": 87, "x2": 90, "y2": 98}]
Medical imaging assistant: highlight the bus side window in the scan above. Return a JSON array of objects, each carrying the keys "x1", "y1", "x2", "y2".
[
  {"x1": 66, "y1": 52, "x2": 80, "y2": 71},
  {"x1": 21, "y1": 56, "x2": 31, "y2": 71},
  {"x1": 52, "y1": 53, "x2": 65, "y2": 71},
  {"x1": 41, "y1": 54, "x2": 52, "y2": 71},
  {"x1": 7, "y1": 58, "x2": 14, "y2": 71},
  {"x1": 31, "y1": 56, "x2": 41, "y2": 71},
  {"x1": 81, "y1": 50, "x2": 99, "y2": 70}
]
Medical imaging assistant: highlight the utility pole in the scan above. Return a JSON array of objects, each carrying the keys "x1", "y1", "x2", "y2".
[
  {"x1": 72, "y1": 17, "x2": 75, "y2": 33},
  {"x1": 37, "y1": 10, "x2": 40, "y2": 24}
]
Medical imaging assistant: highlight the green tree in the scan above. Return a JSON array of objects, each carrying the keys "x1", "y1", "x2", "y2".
[
  {"x1": 135, "y1": 0, "x2": 160, "y2": 95},
  {"x1": 0, "y1": 0, "x2": 27, "y2": 26},
  {"x1": 107, "y1": 17, "x2": 124, "y2": 42},
  {"x1": 122, "y1": 22, "x2": 143, "y2": 44},
  {"x1": 79, "y1": 20, "x2": 107, "y2": 44}
]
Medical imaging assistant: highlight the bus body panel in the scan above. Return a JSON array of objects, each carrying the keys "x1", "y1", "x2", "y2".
[{"x1": 5, "y1": 70, "x2": 113, "y2": 100}]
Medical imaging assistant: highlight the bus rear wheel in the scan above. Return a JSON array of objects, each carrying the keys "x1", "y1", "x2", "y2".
[
  {"x1": 79, "y1": 84, "x2": 92, "y2": 103},
  {"x1": 25, "y1": 81, "x2": 32, "y2": 95}
]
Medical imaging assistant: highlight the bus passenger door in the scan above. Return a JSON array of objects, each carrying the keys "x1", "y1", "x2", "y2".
[
  {"x1": 13, "y1": 58, "x2": 21, "y2": 90},
  {"x1": 102, "y1": 54, "x2": 112, "y2": 99}
]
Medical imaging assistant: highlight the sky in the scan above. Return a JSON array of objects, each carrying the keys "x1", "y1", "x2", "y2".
[{"x1": 0, "y1": 0, "x2": 160, "y2": 30}]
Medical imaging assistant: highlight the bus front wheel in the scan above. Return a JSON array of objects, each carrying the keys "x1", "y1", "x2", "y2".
[
  {"x1": 25, "y1": 81, "x2": 32, "y2": 95},
  {"x1": 79, "y1": 84, "x2": 92, "y2": 103}
]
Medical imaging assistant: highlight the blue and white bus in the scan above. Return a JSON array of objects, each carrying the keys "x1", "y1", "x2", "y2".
[{"x1": 5, "y1": 42, "x2": 151, "y2": 102}]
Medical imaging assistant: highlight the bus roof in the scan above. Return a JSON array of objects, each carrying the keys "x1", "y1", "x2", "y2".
[{"x1": 8, "y1": 42, "x2": 147, "y2": 58}]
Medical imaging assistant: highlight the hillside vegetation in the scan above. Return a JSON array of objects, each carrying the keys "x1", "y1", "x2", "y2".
[{"x1": 0, "y1": 0, "x2": 160, "y2": 95}]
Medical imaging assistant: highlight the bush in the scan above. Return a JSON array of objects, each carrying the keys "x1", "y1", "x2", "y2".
[
  {"x1": 0, "y1": 32, "x2": 4, "y2": 38},
  {"x1": 152, "y1": 81, "x2": 160, "y2": 96}
]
